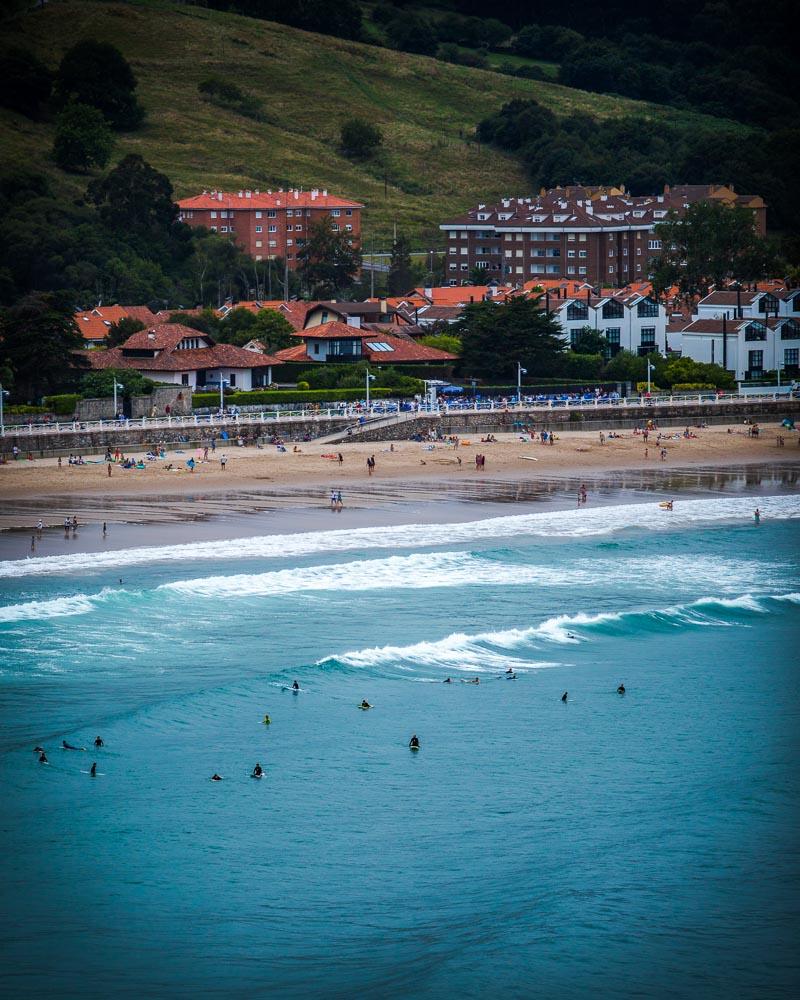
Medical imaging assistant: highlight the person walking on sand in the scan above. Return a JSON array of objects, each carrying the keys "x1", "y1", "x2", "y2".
[
  {"x1": 330, "y1": 489, "x2": 337, "y2": 510},
  {"x1": 338, "y1": 452, "x2": 343, "y2": 465},
  {"x1": 107, "y1": 462, "x2": 112, "y2": 478},
  {"x1": 36, "y1": 519, "x2": 43, "y2": 536},
  {"x1": 336, "y1": 490, "x2": 343, "y2": 510},
  {"x1": 102, "y1": 522, "x2": 107, "y2": 537},
  {"x1": 220, "y1": 453, "x2": 227, "y2": 471}
]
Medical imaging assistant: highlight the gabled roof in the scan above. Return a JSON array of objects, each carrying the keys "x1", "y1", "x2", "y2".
[
  {"x1": 279, "y1": 327, "x2": 457, "y2": 363},
  {"x1": 296, "y1": 320, "x2": 363, "y2": 340},
  {"x1": 122, "y1": 324, "x2": 202, "y2": 351},
  {"x1": 698, "y1": 290, "x2": 760, "y2": 307},
  {"x1": 74, "y1": 305, "x2": 131, "y2": 342},
  {"x1": 178, "y1": 190, "x2": 363, "y2": 211}
]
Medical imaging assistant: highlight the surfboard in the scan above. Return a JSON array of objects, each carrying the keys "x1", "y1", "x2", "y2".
[
  {"x1": 60, "y1": 746, "x2": 86, "y2": 751},
  {"x1": 409, "y1": 745, "x2": 420, "y2": 751},
  {"x1": 81, "y1": 770, "x2": 105, "y2": 776},
  {"x1": 250, "y1": 773, "x2": 264, "y2": 779},
  {"x1": 358, "y1": 705, "x2": 373, "y2": 710}
]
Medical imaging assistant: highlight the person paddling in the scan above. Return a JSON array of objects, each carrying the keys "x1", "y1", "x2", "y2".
[
  {"x1": 39, "y1": 751, "x2": 48, "y2": 764},
  {"x1": 90, "y1": 762, "x2": 97, "y2": 777},
  {"x1": 360, "y1": 699, "x2": 372, "y2": 709},
  {"x1": 409, "y1": 735, "x2": 420, "y2": 749},
  {"x1": 617, "y1": 683, "x2": 626, "y2": 694},
  {"x1": 252, "y1": 763, "x2": 264, "y2": 777},
  {"x1": 292, "y1": 680, "x2": 300, "y2": 691}
]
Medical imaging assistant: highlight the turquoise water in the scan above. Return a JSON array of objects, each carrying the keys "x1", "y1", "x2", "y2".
[{"x1": 1, "y1": 496, "x2": 799, "y2": 998}]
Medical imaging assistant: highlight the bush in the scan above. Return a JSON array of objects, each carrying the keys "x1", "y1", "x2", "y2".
[
  {"x1": 0, "y1": 48, "x2": 52, "y2": 118},
  {"x1": 191, "y1": 387, "x2": 418, "y2": 408},
  {"x1": 43, "y1": 393, "x2": 81, "y2": 416},
  {"x1": 7, "y1": 404, "x2": 47, "y2": 415},
  {"x1": 671, "y1": 382, "x2": 717, "y2": 392},
  {"x1": 198, "y1": 76, "x2": 264, "y2": 121},
  {"x1": 296, "y1": 380, "x2": 310, "y2": 390},
  {"x1": 54, "y1": 40, "x2": 144, "y2": 130},
  {"x1": 340, "y1": 117, "x2": 383, "y2": 159},
  {"x1": 436, "y1": 44, "x2": 488, "y2": 69}
]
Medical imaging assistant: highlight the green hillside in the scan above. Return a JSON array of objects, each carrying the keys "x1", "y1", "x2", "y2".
[{"x1": 0, "y1": 0, "x2": 745, "y2": 245}]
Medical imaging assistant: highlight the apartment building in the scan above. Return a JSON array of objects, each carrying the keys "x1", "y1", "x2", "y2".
[
  {"x1": 550, "y1": 290, "x2": 668, "y2": 357},
  {"x1": 177, "y1": 188, "x2": 363, "y2": 267},
  {"x1": 440, "y1": 184, "x2": 765, "y2": 287}
]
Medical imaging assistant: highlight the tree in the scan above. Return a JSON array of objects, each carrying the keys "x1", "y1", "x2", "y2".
[
  {"x1": 603, "y1": 349, "x2": 647, "y2": 384},
  {"x1": 387, "y1": 13, "x2": 438, "y2": 55},
  {"x1": 249, "y1": 309, "x2": 295, "y2": 352},
  {"x1": 652, "y1": 202, "x2": 780, "y2": 297},
  {"x1": 54, "y1": 40, "x2": 144, "y2": 130},
  {"x1": 297, "y1": 215, "x2": 362, "y2": 296},
  {"x1": 469, "y1": 266, "x2": 490, "y2": 286},
  {"x1": 0, "y1": 292, "x2": 88, "y2": 401},
  {"x1": 106, "y1": 316, "x2": 145, "y2": 348},
  {"x1": 340, "y1": 118, "x2": 383, "y2": 159},
  {"x1": 419, "y1": 333, "x2": 462, "y2": 355},
  {"x1": 52, "y1": 103, "x2": 114, "y2": 172},
  {"x1": 571, "y1": 327, "x2": 607, "y2": 354},
  {"x1": 0, "y1": 48, "x2": 52, "y2": 118},
  {"x1": 87, "y1": 155, "x2": 178, "y2": 237},
  {"x1": 80, "y1": 368, "x2": 155, "y2": 399},
  {"x1": 456, "y1": 297, "x2": 565, "y2": 380},
  {"x1": 387, "y1": 234, "x2": 413, "y2": 295}
]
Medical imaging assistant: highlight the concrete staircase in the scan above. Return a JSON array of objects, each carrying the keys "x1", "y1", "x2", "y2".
[{"x1": 311, "y1": 409, "x2": 433, "y2": 445}]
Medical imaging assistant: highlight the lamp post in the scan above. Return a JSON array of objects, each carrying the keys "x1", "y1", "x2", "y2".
[
  {"x1": 219, "y1": 376, "x2": 230, "y2": 414},
  {"x1": 517, "y1": 362, "x2": 527, "y2": 405},
  {"x1": 365, "y1": 368, "x2": 376, "y2": 411},
  {"x1": 112, "y1": 379, "x2": 124, "y2": 419},
  {"x1": 0, "y1": 384, "x2": 8, "y2": 437},
  {"x1": 646, "y1": 359, "x2": 655, "y2": 394}
]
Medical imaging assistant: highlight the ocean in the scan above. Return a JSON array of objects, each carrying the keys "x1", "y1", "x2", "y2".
[{"x1": 1, "y1": 494, "x2": 798, "y2": 998}]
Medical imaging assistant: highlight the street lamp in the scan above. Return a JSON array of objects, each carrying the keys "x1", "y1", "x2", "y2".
[
  {"x1": 219, "y1": 376, "x2": 230, "y2": 414},
  {"x1": 646, "y1": 359, "x2": 655, "y2": 394},
  {"x1": 365, "y1": 367, "x2": 376, "y2": 410},
  {"x1": 0, "y1": 384, "x2": 8, "y2": 437},
  {"x1": 112, "y1": 380, "x2": 124, "y2": 419},
  {"x1": 517, "y1": 362, "x2": 527, "y2": 405}
]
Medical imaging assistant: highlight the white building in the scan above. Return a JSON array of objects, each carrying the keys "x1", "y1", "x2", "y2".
[
  {"x1": 551, "y1": 292, "x2": 668, "y2": 356},
  {"x1": 679, "y1": 317, "x2": 800, "y2": 380}
]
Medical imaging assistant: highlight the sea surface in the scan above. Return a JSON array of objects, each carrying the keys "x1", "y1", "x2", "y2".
[{"x1": 1, "y1": 495, "x2": 799, "y2": 998}]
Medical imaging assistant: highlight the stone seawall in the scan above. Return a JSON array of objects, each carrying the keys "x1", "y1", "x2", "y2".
[{"x1": 3, "y1": 399, "x2": 798, "y2": 457}]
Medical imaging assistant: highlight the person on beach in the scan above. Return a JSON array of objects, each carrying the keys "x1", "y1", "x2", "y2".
[
  {"x1": 617, "y1": 684, "x2": 626, "y2": 694},
  {"x1": 330, "y1": 489, "x2": 337, "y2": 510},
  {"x1": 107, "y1": 463, "x2": 112, "y2": 478},
  {"x1": 94, "y1": 736, "x2": 104, "y2": 747},
  {"x1": 90, "y1": 762, "x2": 97, "y2": 777},
  {"x1": 72, "y1": 516, "x2": 78, "y2": 533},
  {"x1": 409, "y1": 735, "x2": 420, "y2": 749},
  {"x1": 252, "y1": 763, "x2": 264, "y2": 777},
  {"x1": 561, "y1": 691, "x2": 568, "y2": 703},
  {"x1": 338, "y1": 453, "x2": 343, "y2": 465},
  {"x1": 220, "y1": 453, "x2": 227, "y2": 471},
  {"x1": 36, "y1": 519, "x2": 43, "y2": 535},
  {"x1": 336, "y1": 491, "x2": 343, "y2": 510},
  {"x1": 31, "y1": 535, "x2": 35, "y2": 551},
  {"x1": 102, "y1": 522, "x2": 107, "y2": 537},
  {"x1": 187, "y1": 458, "x2": 195, "y2": 473},
  {"x1": 754, "y1": 508, "x2": 760, "y2": 523}
]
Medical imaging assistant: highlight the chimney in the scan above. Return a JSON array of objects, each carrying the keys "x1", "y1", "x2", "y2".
[
  {"x1": 238, "y1": 190, "x2": 243, "y2": 198},
  {"x1": 245, "y1": 190, "x2": 251, "y2": 198},
  {"x1": 379, "y1": 298, "x2": 387, "y2": 315},
  {"x1": 147, "y1": 331, "x2": 156, "y2": 340}
]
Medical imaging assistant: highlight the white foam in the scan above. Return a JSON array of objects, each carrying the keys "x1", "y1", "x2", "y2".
[
  {"x1": 0, "y1": 589, "x2": 118, "y2": 623},
  {"x1": 1, "y1": 495, "x2": 797, "y2": 580}
]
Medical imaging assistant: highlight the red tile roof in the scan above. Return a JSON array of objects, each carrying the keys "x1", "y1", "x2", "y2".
[
  {"x1": 74, "y1": 305, "x2": 130, "y2": 342},
  {"x1": 178, "y1": 190, "x2": 363, "y2": 211},
  {"x1": 286, "y1": 325, "x2": 457, "y2": 363}
]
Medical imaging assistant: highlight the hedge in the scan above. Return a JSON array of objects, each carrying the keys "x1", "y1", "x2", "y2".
[
  {"x1": 7, "y1": 405, "x2": 48, "y2": 415},
  {"x1": 43, "y1": 393, "x2": 82, "y2": 416},
  {"x1": 191, "y1": 387, "x2": 418, "y2": 408}
]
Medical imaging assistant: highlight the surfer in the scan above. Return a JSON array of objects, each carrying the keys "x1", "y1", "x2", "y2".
[
  {"x1": 39, "y1": 751, "x2": 48, "y2": 764},
  {"x1": 463, "y1": 678, "x2": 480, "y2": 684},
  {"x1": 211, "y1": 773, "x2": 222, "y2": 781},
  {"x1": 94, "y1": 736, "x2": 104, "y2": 748},
  {"x1": 33, "y1": 746, "x2": 44, "y2": 753},
  {"x1": 617, "y1": 683, "x2": 626, "y2": 694},
  {"x1": 561, "y1": 691, "x2": 568, "y2": 703},
  {"x1": 252, "y1": 763, "x2": 264, "y2": 777},
  {"x1": 409, "y1": 735, "x2": 420, "y2": 749},
  {"x1": 360, "y1": 699, "x2": 372, "y2": 709},
  {"x1": 443, "y1": 677, "x2": 452, "y2": 683},
  {"x1": 62, "y1": 740, "x2": 83, "y2": 751},
  {"x1": 90, "y1": 762, "x2": 97, "y2": 777},
  {"x1": 292, "y1": 680, "x2": 300, "y2": 691},
  {"x1": 262, "y1": 714, "x2": 271, "y2": 725},
  {"x1": 505, "y1": 667, "x2": 514, "y2": 674},
  {"x1": 754, "y1": 507, "x2": 760, "y2": 524}
]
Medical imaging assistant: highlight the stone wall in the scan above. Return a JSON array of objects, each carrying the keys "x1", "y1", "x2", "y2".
[
  {"x1": 131, "y1": 386, "x2": 193, "y2": 418},
  {"x1": 76, "y1": 397, "x2": 116, "y2": 421}
]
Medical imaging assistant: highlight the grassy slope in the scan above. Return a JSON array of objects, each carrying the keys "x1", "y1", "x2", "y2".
[{"x1": 0, "y1": 0, "x2": 746, "y2": 246}]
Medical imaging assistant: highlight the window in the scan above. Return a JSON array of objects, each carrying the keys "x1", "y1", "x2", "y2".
[
  {"x1": 579, "y1": 250, "x2": 587, "y2": 259},
  {"x1": 781, "y1": 320, "x2": 800, "y2": 339},
  {"x1": 648, "y1": 240, "x2": 662, "y2": 250},
  {"x1": 640, "y1": 327, "x2": 656, "y2": 347},
  {"x1": 602, "y1": 300, "x2": 624, "y2": 319},
  {"x1": 567, "y1": 250, "x2": 576, "y2": 258},
  {"x1": 784, "y1": 348, "x2": 799, "y2": 367},
  {"x1": 331, "y1": 209, "x2": 341, "y2": 217},
  {"x1": 461, "y1": 247, "x2": 469, "y2": 255},
  {"x1": 548, "y1": 248, "x2": 560, "y2": 258},
  {"x1": 220, "y1": 211, "x2": 228, "y2": 219},
  {"x1": 578, "y1": 266, "x2": 587, "y2": 275},
  {"x1": 460, "y1": 263, "x2": 469, "y2": 271},
  {"x1": 255, "y1": 226, "x2": 262, "y2": 233},
  {"x1": 608, "y1": 265, "x2": 615, "y2": 273},
  {"x1": 269, "y1": 240, "x2": 277, "y2": 247},
  {"x1": 567, "y1": 302, "x2": 589, "y2": 321},
  {"x1": 637, "y1": 299, "x2": 659, "y2": 317},
  {"x1": 210, "y1": 211, "x2": 217, "y2": 219},
  {"x1": 475, "y1": 260, "x2": 489, "y2": 269},
  {"x1": 567, "y1": 266, "x2": 576, "y2": 274},
  {"x1": 181, "y1": 374, "x2": 189, "y2": 386},
  {"x1": 531, "y1": 264, "x2": 545, "y2": 274},
  {"x1": 579, "y1": 234, "x2": 587, "y2": 242},
  {"x1": 255, "y1": 241, "x2": 262, "y2": 248},
  {"x1": 346, "y1": 209, "x2": 353, "y2": 216},
  {"x1": 744, "y1": 323, "x2": 767, "y2": 341},
  {"x1": 546, "y1": 265, "x2": 559, "y2": 274},
  {"x1": 568, "y1": 234, "x2": 576, "y2": 241},
  {"x1": 636, "y1": 247, "x2": 641, "y2": 255},
  {"x1": 758, "y1": 293, "x2": 778, "y2": 314},
  {"x1": 748, "y1": 349, "x2": 763, "y2": 372},
  {"x1": 365, "y1": 341, "x2": 394, "y2": 352},
  {"x1": 210, "y1": 226, "x2": 217, "y2": 232},
  {"x1": 608, "y1": 249, "x2": 615, "y2": 257},
  {"x1": 286, "y1": 224, "x2": 294, "y2": 232},
  {"x1": 449, "y1": 263, "x2": 457, "y2": 271},
  {"x1": 268, "y1": 225, "x2": 277, "y2": 233},
  {"x1": 255, "y1": 211, "x2": 262, "y2": 219},
  {"x1": 286, "y1": 239, "x2": 293, "y2": 246},
  {"x1": 345, "y1": 224, "x2": 352, "y2": 231},
  {"x1": 605, "y1": 328, "x2": 621, "y2": 352},
  {"x1": 533, "y1": 249, "x2": 545, "y2": 258},
  {"x1": 229, "y1": 373, "x2": 236, "y2": 387},
  {"x1": 267, "y1": 210, "x2": 276, "y2": 218}
]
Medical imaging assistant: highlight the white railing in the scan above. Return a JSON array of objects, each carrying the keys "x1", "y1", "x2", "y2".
[{"x1": 2, "y1": 389, "x2": 796, "y2": 437}]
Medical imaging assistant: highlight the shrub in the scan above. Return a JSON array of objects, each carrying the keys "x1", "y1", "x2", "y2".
[
  {"x1": 340, "y1": 118, "x2": 383, "y2": 159},
  {"x1": 43, "y1": 393, "x2": 81, "y2": 416},
  {"x1": 198, "y1": 76, "x2": 264, "y2": 121},
  {"x1": 52, "y1": 103, "x2": 114, "y2": 172},
  {"x1": 296, "y1": 380, "x2": 310, "y2": 390},
  {"x1": 671, "y1": 382, "x2": 717, "y2": 392},
  {"x1": 191, "y1": 387, "x2": 418, "y2": 408}
]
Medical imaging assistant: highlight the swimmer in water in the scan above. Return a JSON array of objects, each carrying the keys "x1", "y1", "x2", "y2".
[
  {"x1": 262, "y1": 714, "x2": 271, "y2": 725},
  {"x1": 443, "y1": 677, "x2": 452, "y2": 683},
  {"x1": 33, "y1": 746, "x2": 44, "y2": 754},
  {"x1": 617, "y1": 684, "x2": 626, "y2": 694},
  {"x1": 252, "y1": 763, "x2": 263, "y2": 777},
  {"x1": 211, "y1": 774, "x2": 222, "y2": 781},
  {"x1": 94, "y1": 736, "x2": 104, "y2": 748},
  {"x1": 409, "y1": 735, "x2": 420, "y2": 749},
  {"x1": 90, "y1": 762, "x2": 97, "y2": 777},
  {"x1": 292, "y1": 680, "x2": 300, "y2": 691},
  {"x1": 561, "y1": 691, "x2": 568, "y2": 703},
  {"x1": 505, "y1": 667, "x2": 514, "y2": 674},
  {"x1": 754, "y1": 507, "x2": 760, "y2": 523},
  {"x1": 360, "y1": 700, "x2": 372, "y2": 709},
  {"x1": 39, "y1": 751, "x2": 48, "y2": 764},
  {"x1": 463, "y1": 677, "x2": 480, "y2": 684},
  {"x1": 62, "y1": 740, "x2": 84, "y2": 751}
]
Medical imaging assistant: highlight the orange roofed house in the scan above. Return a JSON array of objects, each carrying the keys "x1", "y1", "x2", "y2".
[{"x1": 177, "y1": 188, "x2": 363, "y2": 267}]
